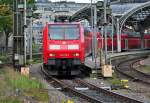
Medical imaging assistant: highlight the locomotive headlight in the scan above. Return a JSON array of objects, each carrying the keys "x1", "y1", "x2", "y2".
[
  {"x1": 49, "y1": 45, "x2": 60, "y2": 50},
  {"x1": 73, "y1": 53, "x2": 79, "y2": 56},
  {"x1": 68, "y1": 45, "x2": 79, "y2": 50},
  {"x1": 49, "y1": 53, "x2": 55, "y2": 56}
]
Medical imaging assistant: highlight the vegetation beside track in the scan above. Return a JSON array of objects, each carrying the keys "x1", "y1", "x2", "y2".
[
  {"x1": 139, "y1": 65, "x2": 150, "y2": 73},
  {"x1": 107, "y1": 73, "x2": 122, "y2": 87},
  {"x1": 32, "y1": 58, "x2": 43, "y2": 64},
  {"x1": 27, "y1": 58, "x2": 43, "y2": 64},
  {"x1": 0, "y1": 54, "x2": 10, "y2": 63},
  {"x1": 0, "y1": 67, "x2": 49, "y2": 103}
]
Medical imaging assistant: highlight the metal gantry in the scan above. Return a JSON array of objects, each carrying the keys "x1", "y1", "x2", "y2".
[
  {"x1": 13, "y1": 0, "x2": 25, "y2": 67},
  {"x1": 13, "y1": 0, "x2": 34, "y2": 67}
]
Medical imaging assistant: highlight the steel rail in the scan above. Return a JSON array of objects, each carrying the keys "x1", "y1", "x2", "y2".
[
  {"x1": 75, "y1": 78, "x2": 143, "y2": 103},
  {"x1": 132, "y1": 59, "x2": 150, "y2": 77},
  {"x1": 41, "y1": 65, "x2": 103, "y2": 103},
  {"x1": 41, "y1": 65, "x2": 143, "y2": 103},
  {"x1": 116, "y1": 56, "x2": 150, "y2": 85}
]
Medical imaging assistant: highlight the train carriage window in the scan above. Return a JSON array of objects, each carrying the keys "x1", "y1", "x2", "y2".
[
  {"x1": 48, "y1": 24, "x2": 80, "y2": 40},
  {"x1": 84, "y1": 27, "x2": 91, "y2": 36}
]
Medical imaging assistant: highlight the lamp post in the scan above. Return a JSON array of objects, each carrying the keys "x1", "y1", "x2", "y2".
[
  {"x1": 94, "y1": 5, "x2": 97, "y2": 59},
  {"x1": 30, "y1": 15, "x2": 33, "y2": 60},
  {"x1": 91, "y1": 0, "x2": 95, "y2": 61},
  {"x1": 117, "y1": 18, "x2": 121, "y2": 52},
  {"x1": 27, "y1": 4, "x2": 33, "y2": 61},
  {"x1": 111, "y1": 15, "x2": 114, "y2": 54},
  {"x1": 104, "y1": 0, "x2": 108, "y2": 64},
  {"x1": 24, "y1": 0, "x2": 27, "y2": 64},
  {"x1": 91, "y1": 1, "x2": 98, "y2": 64}
]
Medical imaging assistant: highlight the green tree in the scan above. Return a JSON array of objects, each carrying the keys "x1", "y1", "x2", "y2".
[
  {"x1": 27, "y1": 0, "x2": 35, "y2": 4},
  {"x1": 0, "y1": 0, "x2": 13, "y2": 5},
  {"x1": 27, "y1": 0, "x2": 37, "y2": 12},
  {"x1": 0, "y1": 0, "x2": 35, "y2": 51},
  {"x1": 0, "y1": 2, "x2": 12, "y2": 51}
]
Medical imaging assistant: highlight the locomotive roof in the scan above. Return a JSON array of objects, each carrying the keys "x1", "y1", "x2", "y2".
[{"x1": 48, "y1": 22, "x2": 81, "y2": 25}]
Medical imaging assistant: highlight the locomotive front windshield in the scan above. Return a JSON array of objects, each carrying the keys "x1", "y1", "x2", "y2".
[{"x1": 48, "y1": 24, "x2": 80, "y2": 40}]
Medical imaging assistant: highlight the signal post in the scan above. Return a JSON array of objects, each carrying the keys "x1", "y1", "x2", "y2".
[{"x1": 96, "y1": 0, "x2": 113, "y2": 77}]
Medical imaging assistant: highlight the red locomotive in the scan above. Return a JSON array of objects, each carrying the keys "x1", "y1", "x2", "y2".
[{"x1": 43, "y1": 22, "x2": 86, "y2": 75}]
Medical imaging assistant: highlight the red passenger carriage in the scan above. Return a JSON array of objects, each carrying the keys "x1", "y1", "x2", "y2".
[{"x1": 43, "y1": 21, "x2": 150, "y2": 76}]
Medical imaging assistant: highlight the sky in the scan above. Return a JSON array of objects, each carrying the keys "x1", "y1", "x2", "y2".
[{"x1": 50, "y1": 0, "x2": 102, "y2": 3}]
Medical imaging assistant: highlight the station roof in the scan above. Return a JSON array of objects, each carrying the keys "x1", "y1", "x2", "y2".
[
  {"x1": 71, "y1": 3, "x2": 144, "y2": 20},
  {"x1": 111, "y1": 3, "x2": 143, "y2": 16},
  {"x1": 71, "y1": 2, "x2": 150, "y2": 31},
  {"x1": 119, "y1": 1, "x2": 150, "y2": 31}
]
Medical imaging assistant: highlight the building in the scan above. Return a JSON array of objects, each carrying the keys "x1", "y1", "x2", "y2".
[
  {"x1": 33, "y1": 1, "x2": 88, "y2": 44},
  {"x1": 35, "y1": 1, "x2": 88, "y2": 23}
]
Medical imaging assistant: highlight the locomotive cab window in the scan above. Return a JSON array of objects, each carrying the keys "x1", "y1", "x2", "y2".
[{"x1": 48, "y1": 24, "x2": 80, "y2": 40}]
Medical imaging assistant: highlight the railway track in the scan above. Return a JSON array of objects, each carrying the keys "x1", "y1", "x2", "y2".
[
  {"x1": 41, "y1": 65, "x2": 143, "y2": 103},
  {"x1": 0, "y1": 63, "x2": 12, "y2": 67},
  {"x1": 132, "y1": 60, "x2": 150, "y2": 76},
  {"x1": 116, "y1": 55, "x2": 150, "y2": 85}
]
